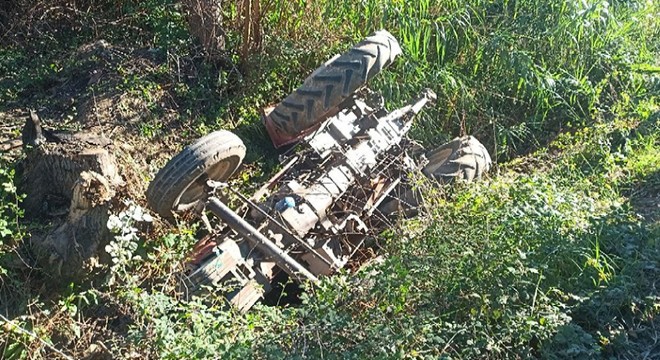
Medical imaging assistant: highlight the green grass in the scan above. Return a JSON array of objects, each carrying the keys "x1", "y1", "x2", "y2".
[
  {"x1": 84, "y1": 98, "x2": 659, "y2": 360},
  {"x1": 255, "y1": 0, "x2": 659, "y2": 158},
  {"x1": 3, "y1": 0, "x2": 657, "y2": 157},
  {"x1": 229, "y1": 111, "x2": 657, "y2": 359},
  {"x1": 0, "y1": 0, "x2": 659, "y2": 358}
]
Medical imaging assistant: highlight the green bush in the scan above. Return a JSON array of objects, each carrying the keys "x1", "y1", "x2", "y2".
[
  {"x1": 0, "y1": 162, "x2": 24, "y2": 277},
  {"x1": 239, "y1": 107, "x2": 659, "y2": 358}
]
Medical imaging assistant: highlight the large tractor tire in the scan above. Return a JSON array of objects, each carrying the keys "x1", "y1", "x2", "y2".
[
  {"x1": 422, "y1": 136, "x2": 492, "y2": 183},
  {"x1": 146, "y1": 130, "x2": 246, "y2": 220},
  {"x1": 267, "y1": 30, "x2": 401, "y2": 144}
]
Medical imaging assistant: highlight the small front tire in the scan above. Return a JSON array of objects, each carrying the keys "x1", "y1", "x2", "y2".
[{"x1": 146, "y1": 130, "x2": 246, "y2": 220}]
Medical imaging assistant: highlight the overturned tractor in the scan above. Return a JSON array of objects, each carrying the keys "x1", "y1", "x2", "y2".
[{"x1": 146, "y1": 30, "x2": 491, "y2": 311}]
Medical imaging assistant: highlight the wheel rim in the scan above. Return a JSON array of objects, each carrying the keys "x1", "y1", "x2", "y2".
[
  {"x1": 173, "y1": 156, "x2": 240, "y2": 212},
  {"x1": 424, "y1": 147, "x2": 454, "y2": 174}
]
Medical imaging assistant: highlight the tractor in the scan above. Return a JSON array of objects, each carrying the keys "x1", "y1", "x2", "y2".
[{"x1": 146, "y1": 30, "x2": 491, "y2": 311}]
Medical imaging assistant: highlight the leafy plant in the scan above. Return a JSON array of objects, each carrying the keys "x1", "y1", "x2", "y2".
[
  {"x1": 105, "y1": 202, "x2": 153, "y2": 286},
  {"x1": 0, "y1": 163, "x2": 24, "y2": 277}
]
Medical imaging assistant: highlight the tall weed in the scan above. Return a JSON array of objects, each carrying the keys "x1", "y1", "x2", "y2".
[{"x1": 256, "y1": 0, "x2": 659, "y2": 158}]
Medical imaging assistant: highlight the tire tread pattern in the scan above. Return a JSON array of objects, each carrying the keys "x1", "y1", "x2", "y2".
[
  {"x1": 269, "y1": 30, "x2": 402, "y2": 137},
  {"x1": 146, "y1": 130, "x2": 246, "y2": 219},
  {"x1": 422, "y1": 136, "x2": 492, "y2": 183}
]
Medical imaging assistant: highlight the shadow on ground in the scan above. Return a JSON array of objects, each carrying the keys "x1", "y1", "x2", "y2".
[{"x1": 542, "y1": 167, "x2": 660, "y2": 359}]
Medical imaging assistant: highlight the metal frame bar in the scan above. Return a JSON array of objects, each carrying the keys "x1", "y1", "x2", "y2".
[{"x1": 206, "y1": 197, "x2": 319, "y2": 283}]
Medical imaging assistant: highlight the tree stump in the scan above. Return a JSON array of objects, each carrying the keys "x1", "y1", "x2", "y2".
[{"x1": 19, "y1": 113, "x2": 124, "y2": 280}]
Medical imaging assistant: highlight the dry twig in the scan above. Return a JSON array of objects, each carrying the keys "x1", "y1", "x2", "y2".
[{"x1": 0, "y1": 313, "x2": 74, "y2": 360}]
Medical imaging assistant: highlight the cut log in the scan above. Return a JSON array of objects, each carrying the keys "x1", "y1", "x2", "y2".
[
  {"x1": 38, "y1": 171, "x2": 117, "y2": 277},
  {"x1": 22, "y1": 146, "x2": 119, "y2": 216},
  {"x1": 19, "y1": 112, "x2": 123, "y2": 280}
]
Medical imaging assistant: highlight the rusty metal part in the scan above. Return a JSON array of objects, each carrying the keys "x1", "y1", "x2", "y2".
[
  {"x1": 164, "y1": 80, "x2": 450, "y2": 312},
  {"x1": 226, "y1": 184, "x2": 335, "y2": 268},
  {"x1": 207, "y1": 197, "x2": 319, "y2": 283}
]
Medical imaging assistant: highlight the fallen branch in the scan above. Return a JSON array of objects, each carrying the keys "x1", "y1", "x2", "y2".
[
  {"x1": 0, "y1": 138, "x2": 22, "y2": 152},
  {"x1": 0, "y1": 313, "x2": 74, "y2": 360}
]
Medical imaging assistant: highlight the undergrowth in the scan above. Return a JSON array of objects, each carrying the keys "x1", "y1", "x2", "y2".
[
  {"x1": 65, "y1": 93, "x2": 657, "y2": 360},
  {"x1": 1, "y1": 0, "x2": 659, "y2": 359},
  {"x1": 227, "y1": 105, "x2": 658, "y2": 359}
]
